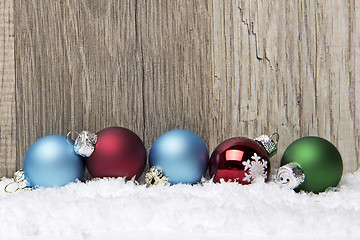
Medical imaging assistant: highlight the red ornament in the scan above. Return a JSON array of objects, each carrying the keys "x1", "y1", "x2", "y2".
[
  {"x1": 210, "y1": 136, "x2": 276, "y2": 184},
  {"x1": 86, "y1": 127, "x2": 146, "y2": 180}
]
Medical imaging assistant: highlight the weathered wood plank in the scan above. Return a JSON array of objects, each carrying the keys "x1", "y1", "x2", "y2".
[
  {"x1": 308, "y1": 0, "x2": 359, "y2": 173},
  {"x1": 13, "y1": 0, "x2": 213, "y2": 177},
  {"x1": 211, "y1": 0, "x2": 360, "y2": 173},
  {"x1": 14, "y1": 0, "x2": 145, "y2": 173},
  {"x1": 356, "y1": 0, "x2": 360, "y2": 172},
  {"x1": 211, "y1": 0, "x2": 302, "y2": 174},
  {"x1": 3, "y1": 0, "x2": 360, "y2": 178},
  {"x1": 137, "y1": 0, "x2": 213, "y2": 150},
  {"x1": 0, "y1": 0, "x2": 16, "y2": 177}
]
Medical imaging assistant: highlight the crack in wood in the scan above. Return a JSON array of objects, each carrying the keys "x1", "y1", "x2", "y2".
[{"x1": 237, "y1": 6, "x2": 278, "y2": 70}]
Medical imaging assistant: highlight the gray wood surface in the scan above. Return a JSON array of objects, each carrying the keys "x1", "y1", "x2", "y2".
[
  {"x1": 0, "y1": 0, "x2": 359, "y2": 177},
  {"x1": 0, "y1": 0, "x2": 16, "y2": 176},
  {"x1": 14, "y1": 0, "x2": 146, "y2": 170},
  {"x1": 211, "y1": 0, "x2": 360, "y2": 173},
  {"x1": 138, "y1": 1, "x2": 213, "y2": 151}
]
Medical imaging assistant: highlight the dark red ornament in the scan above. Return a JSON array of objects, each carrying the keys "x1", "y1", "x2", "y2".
[
  {"x1": 210, "y1": 136, "x2": 277, "y2": 184},
  {"x1": 86, "y1": 127, "x2": 146, "y2": 180}
]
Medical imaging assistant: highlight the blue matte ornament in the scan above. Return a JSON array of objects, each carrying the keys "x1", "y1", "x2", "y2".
[
  {"x1": 145, "y1": 129, "x2": 209, "y2": 186},
  {"x1": 5, "y1": 135, "x2": 85, "y2": 192},
  {"x1": 24, "y1": 135, "x2": 85, "y2": 188}
]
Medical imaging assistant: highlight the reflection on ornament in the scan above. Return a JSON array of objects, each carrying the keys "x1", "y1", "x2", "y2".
[
  {"x1": 275, "y1": 136, "x2": 343, "y2": 193},
  {"x1": 210, "y1": 134, "x2": 278, "y2": 184},
  {"x1": 274, "y1": 162, "x2": 305, "y2": 189}
]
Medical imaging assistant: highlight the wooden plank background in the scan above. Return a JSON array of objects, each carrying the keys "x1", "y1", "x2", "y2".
[
  {"x1": 0, "y1": 0, "x2": 15, "y2": 177},
  {"x1": 0, "y1": 0, "x2": 359, "y2": 177}
]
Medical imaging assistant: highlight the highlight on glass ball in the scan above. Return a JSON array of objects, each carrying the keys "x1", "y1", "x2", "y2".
[
  {"x1": 5, "y1": 135, "x2": 85, "y2": 192},
  {"x1": 145, "y1": 129, "x2": 209, "y2": 186},
  {"x1": 275, "y1": 136, "x2": 343, "y2": 193},
  {"x1": 209, "y1": 134, "x2": 278, "y2": 184},
  {"x1": 70, "y1": 126, "x2": 147, "y2": 180}
]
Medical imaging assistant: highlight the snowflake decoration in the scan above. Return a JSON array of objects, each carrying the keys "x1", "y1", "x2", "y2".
[
  {"x1": 242, "y1": 153, "x2": 268, "y2": 182},
  {"x1": 243, "y1": 172, "x2": 253, "y2": 183}
]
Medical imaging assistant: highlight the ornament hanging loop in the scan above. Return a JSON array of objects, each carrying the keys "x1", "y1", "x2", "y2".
[
  {"x1": 4, "y1": 169, "x2": 31, "y2": 193},
  {"x1": 270, "y1": 133, "x2": 279, "y2": 145},
  {"x1": 66, "y1": 131, "x2": 80, "y2": 146},
  {"x1": 69, "y1": 130, "x2": 98, "y2": 158},
  {"x1": 4, "y1": 181, "x2": 20, "y2": 193}
]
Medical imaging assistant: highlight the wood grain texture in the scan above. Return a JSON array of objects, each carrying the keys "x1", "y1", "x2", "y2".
[
  {"x1": 0, "y1": 0, "x2": 16, "y2": 177},
  {"x1": 137, "y1": 1, "x2": 213, "y2": 150},
  {"x1": 1, "y1": 0, "x2": 359, "y2": 177},
  {"x1": 13, "y1": 0, "x2": 212, "y2": 177},
  {"x1": 212, "y1": 0, "x2": 360, "y2": 173},
  {"x1": 14, "y1": 0, "x2": 145, "y2": 172}
]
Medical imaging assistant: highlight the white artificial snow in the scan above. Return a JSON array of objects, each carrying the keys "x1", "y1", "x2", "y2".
[{"x1": 1, "y1": 171, "x2": 360, "y2": 240}]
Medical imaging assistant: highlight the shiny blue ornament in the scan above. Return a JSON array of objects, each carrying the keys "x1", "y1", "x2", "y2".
[
  {"x1": 23, "y1": 135, "x2": 85, "y2": 188},
  {"x1": 148, "y1": 129, "x2": 209, "y2": 184}
]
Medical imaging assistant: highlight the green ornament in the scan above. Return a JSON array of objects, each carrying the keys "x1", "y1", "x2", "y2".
[{"x1": 275, "y1": 136, "x2": 343, "y2": 193}]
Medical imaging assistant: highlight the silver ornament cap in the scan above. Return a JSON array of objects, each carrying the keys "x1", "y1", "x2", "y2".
[
  {"x1": 4, "y1": 169, "x2": 31, "y2": 193},
  {"x1": 70, "y1": 131, "x2": 98, "y2": 157},
  {"x1": 145, "y1": 166, "x2": 169, "y2": 187},
  {"x1": 274, "y1": 162, "x2": 305, "y2": 189},
  {"x1": 254, "y1": 133, "x2": 278, "y2": 157}
]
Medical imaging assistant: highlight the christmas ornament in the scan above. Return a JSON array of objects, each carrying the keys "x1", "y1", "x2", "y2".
[
  {"x1": 275, "y1": 136, "x2": 343, "y2": 193},
  {"x1": 5, "y1": 135, "x2": 85, "y2": 192},
  {"x1": 145, "y1": 129, "x2": 209, "y2": 186},
  {"x1": 209, "y1": 134, "x2": 278, "y2": 184},
  {"x1": 70, "y1": 127, "x2": 146, "y2": 180}
]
